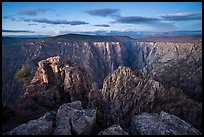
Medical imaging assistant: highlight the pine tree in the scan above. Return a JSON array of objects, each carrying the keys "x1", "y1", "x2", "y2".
[{"x1": 15, "y1": 65, "x2": 31, "y2": 86}]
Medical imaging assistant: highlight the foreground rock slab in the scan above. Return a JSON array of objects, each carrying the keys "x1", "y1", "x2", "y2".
[
  {"x1": 131, "y1": 111, "x2": 201, "y2": 135},
  {"x1": 98, "y1": 125, "x2": 128, "y2": 135},
  {"x1": 5, "y1": 112, "x2": 56, "y2": 135}
]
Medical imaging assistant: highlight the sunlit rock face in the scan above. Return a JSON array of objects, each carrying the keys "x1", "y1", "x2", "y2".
[{"x1": 23, "y1": 56, "x2": 94, "y2": 108}]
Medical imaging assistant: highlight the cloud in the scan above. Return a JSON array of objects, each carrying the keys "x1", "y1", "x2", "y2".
[
  {"x1": 32, "y1": 18, "x2": 68, "y2": 24},
  {"x1": 94, "y1": 24, "x2": 110, "y2": 27},
  {"x1": 3, "y1": 15, "x2": 16, "y2": 21},
  {"x1": 85, "y1": 8, "x2": 120, "y2": 17},
  {"x1": 3, "y1": 15, "x2": 10, "y2": 19},
  {"x1": 18, "y1": 8, "x2": 50, "y2": 16},
  {"x1": 114, "y1": 16, "x2": 159, "y2": 24},
  {"x1": 31, "y1": 18, "x2": 89, "y2": 25},
  {"x1": 113, "y1": 15, "x2": 176, "y2": 32},
  {"x1": 28, "y1": 23, "x2": 38, "y2": 26},
  {"x1": 160, "y1": 12, "x2": 202, "y2": 21},
  {"x1": 68, "y1": 21, "x2": 89, "y2": 25},
  {"x1": 23, "y1": 19, "x2": 32, "y2": 22},
  {"x1": 2, "y1": 29, "x2": 34, "y2": 33}
]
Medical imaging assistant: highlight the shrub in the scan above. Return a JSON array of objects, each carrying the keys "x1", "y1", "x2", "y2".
[{"x1": 15, "y1": 65, "x2": 31, "y2": 85}]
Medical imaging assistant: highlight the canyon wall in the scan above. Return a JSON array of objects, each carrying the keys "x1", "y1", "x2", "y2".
[{"x1": 2, "y1": 38, "x2": 202, "y2": 105}]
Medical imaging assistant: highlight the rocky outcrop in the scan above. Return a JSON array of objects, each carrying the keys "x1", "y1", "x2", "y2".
[
  {"x1": 22, "y1": 56, "x2": 93, "y2": 108},
  {"x1": 5, "y1": 111, "x2": 56, "y2": 135},
  {"x1": 101, "y1": 66, "x2": 202, "y2": 131},
  {"x1": 54, "y1": 101, "x2": 96, "y2": 135},
  {"x1": 98, "y1": 125, "x2": 128, "y2": 135},
  {"x1": 130, "y1": 111, "x2": 201, "y2": 135},
  {"x1": 2, "y1": 56, "x2": 98, "y2": 133}
]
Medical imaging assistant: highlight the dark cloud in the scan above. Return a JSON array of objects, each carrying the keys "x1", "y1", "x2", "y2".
[
  {"x1": 23, "y1": 19, "x2": 32, "y2": 22},
  {"x1": 18, "y1": 8, "x2": 50, "y2": 16},
  {"x1": 114, "y1": 16, "x2": 159, "y2": 24},
  {"x1": 31, "y1": 18, "x2": 89, "y2": 25},
  {"x1": 94, "y1": 24, "x2": 110, "y2": 27},
  {"x1": 21, "y1": 17, "x2": 89, "y2": 26},
  {"x1": 3, "y1": 15, "x2": 16, "y2": 21},
  {"x1": 3, "y1": 15, "x2": 10, "y2": 19},
  {"x1": 2, "y1": 29, "x2": 34, "y2": 33},
  {"x1": 85, "y1": 8, "x2": 120, "y2": 17},
  {"x1": 32, "y1": 18, "x2": 67, "y2": 24},
  {"x1": 160, "y1": 12, "x2": 202, "y2": 21},
  {"x1": 68, "y1": 21, "x2": 89, "y2": 25},
  {"x1": 28, "y1": 23, "x2": 38, "y2": 26}
]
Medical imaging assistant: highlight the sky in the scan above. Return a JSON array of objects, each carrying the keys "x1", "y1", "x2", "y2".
[{"x1": 2, "y1": 2, "x2": 202, "y2": 36}]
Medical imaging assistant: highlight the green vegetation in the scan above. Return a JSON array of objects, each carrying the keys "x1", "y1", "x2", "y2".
[{"x1": 15, "y1": 65, "x2": 31, "y2": 85}]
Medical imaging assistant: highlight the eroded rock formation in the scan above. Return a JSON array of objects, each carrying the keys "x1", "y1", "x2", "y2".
[{"x1": 101, "y1": 66, "x2": 202, "y2": 131}]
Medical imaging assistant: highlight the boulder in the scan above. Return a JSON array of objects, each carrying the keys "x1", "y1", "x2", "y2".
[
  {"x1": 53, "y1": 101, "x2": 82, "y2": 135},
  {"x1": 130, "y1": 111, "x2": 201, "y2": 135},
  {"x1": 70, "y1": 109, "x2": 96, "y2": 135},
  {"x1": 53, "y1": 101, "x2": 96, "y2": 135},
  {"x1": 5, "y1": 111, "x2": 55, "y2": 135},
  {"x1": 98, "y1": 125, "x2": 128, "y2": 135}
]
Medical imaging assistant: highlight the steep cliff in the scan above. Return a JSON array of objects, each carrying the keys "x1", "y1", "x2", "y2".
[{"x1": 133, "y1": 42, "x2": 202, "y2": 102}]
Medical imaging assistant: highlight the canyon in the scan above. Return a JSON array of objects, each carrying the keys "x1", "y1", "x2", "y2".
[
  {"x1": 2, "y1": 34, "x2": 202, "y2": 105},
  {"x1": 2, "y1": 34, "x2": 202, "y2": 135}
]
